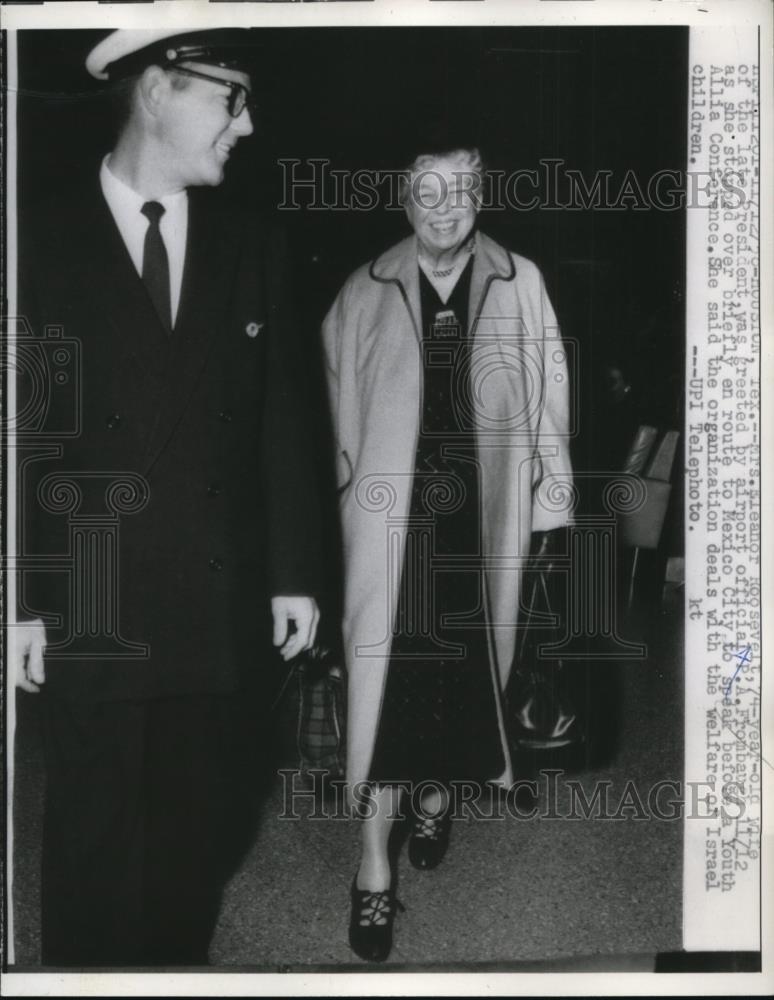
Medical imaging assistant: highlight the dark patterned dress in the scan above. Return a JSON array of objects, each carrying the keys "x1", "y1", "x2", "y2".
[{"x1": 368, "y1": 259, "x2": 506, "y2": 784}]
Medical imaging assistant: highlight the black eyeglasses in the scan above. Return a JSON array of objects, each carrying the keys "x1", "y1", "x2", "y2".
[{"x1": 168, "y1": 65, "x2": 255, "y2": 119}]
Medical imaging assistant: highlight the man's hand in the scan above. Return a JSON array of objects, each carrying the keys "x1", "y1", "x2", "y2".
[
  {"x1": 10, "y1": 618, "x2": 47, "y2": 693},
  {"x1": 271, "y1": 596, "x2": 320, "y2": 662}
]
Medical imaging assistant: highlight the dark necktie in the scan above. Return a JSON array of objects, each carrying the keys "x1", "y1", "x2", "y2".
[{"x1": 141, "y1": 201, "x2": 172, "y2": 333}]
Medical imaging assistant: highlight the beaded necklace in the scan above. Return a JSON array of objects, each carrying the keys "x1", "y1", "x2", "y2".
[{"x1": 418, "y1": 235, "x2": 477, "y2": 302}]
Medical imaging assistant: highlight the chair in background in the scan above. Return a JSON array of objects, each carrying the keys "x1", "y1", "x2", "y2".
[{"x1": 616, "y1": 427, "x2": 680, "y2": 614}]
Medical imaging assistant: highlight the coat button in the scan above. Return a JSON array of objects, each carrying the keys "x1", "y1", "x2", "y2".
[
  {"x1": 206, "y1": 483, "x2": 222, "y2": 497},
  {"x1": 209, "y1": 557, "x2": 223, "y2": 572},
  {"x1": 245, "y1": 321, "x2": 263, "y2": 338},
  {"x1": 106, "y1": 413, "x2": 122, "y2": 429},
  {"x1": 218, "y1": 409, "x2": 233, "y2": 423}
]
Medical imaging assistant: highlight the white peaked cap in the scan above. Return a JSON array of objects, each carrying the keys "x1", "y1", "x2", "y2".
[
  {"x1": 86, "y1": 30, "x2": 183, "y2": 80},
  {"x1": 86, "y1": 29, "x2": 253, "y2": 81}
]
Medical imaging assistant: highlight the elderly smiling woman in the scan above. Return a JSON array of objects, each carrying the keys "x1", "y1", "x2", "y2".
[{"x1": 322, "y1": 140, "x2": 573, "y2": 962}]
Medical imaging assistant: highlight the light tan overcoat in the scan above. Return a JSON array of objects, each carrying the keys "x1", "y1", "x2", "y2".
[{"x1": 321, "y1": 232, "x2": 573, "y2": 796}]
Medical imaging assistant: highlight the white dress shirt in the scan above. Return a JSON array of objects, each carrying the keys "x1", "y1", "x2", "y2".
[{"x1": 100, "y1": 155, "x2": 188, "y2": 327}]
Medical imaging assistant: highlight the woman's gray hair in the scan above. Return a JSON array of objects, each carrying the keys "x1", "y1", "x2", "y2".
[{"x1": 399, "y1": 146, "x2": 485, "y2": 208}]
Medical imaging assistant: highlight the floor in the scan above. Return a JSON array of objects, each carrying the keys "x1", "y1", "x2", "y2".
[{"x1": 10, "y1": 605, "x2": 683, "y2": 972}]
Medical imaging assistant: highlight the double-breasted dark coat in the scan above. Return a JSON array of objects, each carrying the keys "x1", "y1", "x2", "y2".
[{"x1": 18, "y1": 179, "x2": 321, "y2": 702}]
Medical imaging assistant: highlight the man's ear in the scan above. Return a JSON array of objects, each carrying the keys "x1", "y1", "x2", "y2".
[{"x1": 137, "y1": 65, "x2": 170, "y2": 117}]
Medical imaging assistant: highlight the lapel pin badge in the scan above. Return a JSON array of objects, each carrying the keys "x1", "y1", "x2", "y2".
[{"x1": 245, "y1": 321, "x2": 264, "y2": 339}]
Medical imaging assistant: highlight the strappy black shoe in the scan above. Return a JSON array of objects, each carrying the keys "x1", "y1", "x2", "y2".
[
  {"x1": 408, "y1": 812, "x2": 451, "y2": 871},
  {"x1": 348, "y1": 877, "x2": 404, "y2": 962}
]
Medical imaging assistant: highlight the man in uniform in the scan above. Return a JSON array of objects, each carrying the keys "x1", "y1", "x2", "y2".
[{"x1": 12, "y1": 29, "x2": 321, "y2": 965}]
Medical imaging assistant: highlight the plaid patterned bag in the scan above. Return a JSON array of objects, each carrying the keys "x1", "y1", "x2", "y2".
[{"x1": 296, "y1": 648, "x2": 346, "y2": 779}]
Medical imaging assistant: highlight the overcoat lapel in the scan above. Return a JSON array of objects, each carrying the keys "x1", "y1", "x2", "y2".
[
  {"x1": 85, "y1": 190, "x2": 172, "y2": 373},
  {"x1": 143, "y1": 193, "x2": 240, "y2": 472},
  {"x1": 467, "y1": 232, "x2": 517, "y2": 334},
  {"x1": 371, "y1": 231, "x2": 517, "y2": 347},
  {"x1": 78, "y1": 185, "x2": 241, "y2": 473},
  {"x1": 368, "y1": 235, "x2": 422, "y2": 345}
]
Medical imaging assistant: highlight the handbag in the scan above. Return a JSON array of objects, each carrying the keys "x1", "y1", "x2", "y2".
[
  {"x1": 508, "y1": 528, "x2": 584, "y2": 750},
  {"x1": 296, "y1": 644, "x2": 347, "y2": 780}
]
